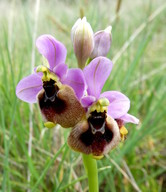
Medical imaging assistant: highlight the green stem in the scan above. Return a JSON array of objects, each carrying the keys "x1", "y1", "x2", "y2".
[{"x1": 82, "y1": 154, "x2": 99, "y2": 192}]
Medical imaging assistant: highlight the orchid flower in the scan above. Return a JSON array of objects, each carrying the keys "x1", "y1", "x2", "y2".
[
  {"x1": 68, "y1": 56, "x2": 139, "y2": 157},
  {"x1": 16, "y1": 34, "x2": 86, "y2": 128},
  {"x1": 15, "y1": 16, "x2": 140, "y2": 192}
]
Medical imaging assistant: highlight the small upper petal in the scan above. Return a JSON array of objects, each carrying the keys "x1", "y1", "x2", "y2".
[
  {"x1": 120, "y1": 113, "x2": 139, "y2": 124},
  {"x1": 100, "y1": 91, "x2": 130, "y2": 119},
  {"x1": 83, "y1": 57, "x2": 113, "y2": 99},
  {"x1": 81, "y1": 95, "x2": 96, "y2": 108},
  {"x1": 16, "y1": 74, "x2": 43, "y2": 103},
  {"x1": 62, "y1": 68, "x2": 87, "y2": 100},
  {"x1": 36, "y1": 34, "x2": 67, "y2": 70}
]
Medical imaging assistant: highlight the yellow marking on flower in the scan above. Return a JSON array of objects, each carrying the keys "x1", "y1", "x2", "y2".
[
  {"x1": 89, "y1": 97, "x2": 109, "y2": 113},
  {"x1": 98, "y1": 98, "x2": 109, "y2": 106},
  {"x1": 36, "y1": 65, "x2": 48, "y2": 73},
  {"x1": 120, "y1": 126, "x2": 128, "y2": 141},
  {"x1": 36, "y1": 65, "x2": 59, "y2": 82},
  {"x1": 120, "y1": 126, "x2": 128, "y2": 135},
  {"x1": 101, "y1": 106, "x2": 107, "y2": 113},
  {"x1": 92, "y1": 155, "x2": 104, "y2": 160},
  {"x1": 96, "y1": 103, "x2": 101, "y2": 113},
  {"x1": 90, "y1": 104, "x2": 96, "y2": 113},
  {"x1": 44, "y1": 121, "x2": 56, "y2": 128}
]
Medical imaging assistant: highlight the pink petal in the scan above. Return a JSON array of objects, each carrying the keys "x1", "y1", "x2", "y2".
[
  {"x1": 81, "y1": 95, "x2": 96, "y2": 108},
  {"x1": 83, "y1": 57, "x2": 113, "y2": 99},
  {"x1": 100, "y1": 91, "x2": 130, "y2": 119},
  {"x1": 62, "y1": 68, "x2": 87, "y2": 100},
  {"x1": 53, "y1": 63, "x2": 68, "y2": 79},
  {"x1": 120, "y1": 113, "x2": 139, "y2": 124},
  {"x1": 16, "y1": 74, "x2": 42, "y2": 103},
  {"x1": 36, "y1": 34, "x2": 67, "y2": 70}
]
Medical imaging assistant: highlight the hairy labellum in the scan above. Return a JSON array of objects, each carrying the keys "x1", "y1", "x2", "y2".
[
  {"x1": 68, "y1": 110, "x2": 120, "y2": 156},
  {"x1": 38, "y1": 80, "x2": 86, "y2": 128}
]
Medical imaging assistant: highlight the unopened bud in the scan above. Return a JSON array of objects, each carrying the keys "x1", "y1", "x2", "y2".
[
  {"x1": 90, "y1": 26, "x2": 112, "y2": 59},
  {"x1": 71, "y1": 17, "x2": 94, "y2": 69}
]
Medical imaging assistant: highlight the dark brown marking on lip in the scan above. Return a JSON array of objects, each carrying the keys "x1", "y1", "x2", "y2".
[
  {"x1": 43, "y1": 79, "x2": 58, "y2": 102},
  {"x1": 80, "y1": 111, "x2": 114, "y2": 156},
  {"x1": 38, "y1": 82, "x2": 86, "y2": 128},
  {"x1": 39, "y1": 80, "x2": 66, "y2": 120},
  {"x1": 88, "y1": 111, "x2": 106, "y2": 134}
]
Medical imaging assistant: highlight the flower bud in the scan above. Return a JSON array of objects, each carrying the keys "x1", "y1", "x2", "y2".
[
  {"x1": 71, "y1": 17, "x2": 94, "y2": 69},
  {"x1": 90, "y1": 26, "x2": 112, "y2": 59}
]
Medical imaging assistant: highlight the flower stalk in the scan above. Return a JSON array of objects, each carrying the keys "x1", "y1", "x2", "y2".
[{"x1": 82, "y1": 154, "x2": 99, "y2": 192}]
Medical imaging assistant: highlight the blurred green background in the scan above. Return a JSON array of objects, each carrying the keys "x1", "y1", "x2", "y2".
[{"x1": 0, "y1": 0, "x2": 166, "y2": 191}]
